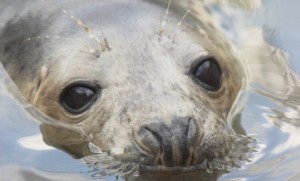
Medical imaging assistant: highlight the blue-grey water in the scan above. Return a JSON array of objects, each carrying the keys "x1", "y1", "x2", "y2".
[{"x1": 1, "y1": 1, "x2": 300, "y2": 181}]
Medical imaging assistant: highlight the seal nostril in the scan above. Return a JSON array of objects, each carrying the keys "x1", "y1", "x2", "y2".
[
  {"x1": 134, "y1": 127, "x2": 161, "y2": 157},
  {"x1": 185, "y1": 118, "x2": 204, "y2": 166},
  {"x1": 135, "y1": 118, "x2": 203, "y2": 167},
  {"x1": 187, "y1": 118, "x2": 201, "y2": 145},
  {"x1": 135, "y1": 123, "x2": 173, "y2": 166}
]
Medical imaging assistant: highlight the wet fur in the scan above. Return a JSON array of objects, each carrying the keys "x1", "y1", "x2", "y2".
[{"x1": 0, "y1": 0, "x2": 296, "y2": 177}]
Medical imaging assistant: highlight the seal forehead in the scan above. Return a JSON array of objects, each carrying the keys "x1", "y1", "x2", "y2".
[{"x1": 52, "y1": 1, "x2": 208, "y2": 86}]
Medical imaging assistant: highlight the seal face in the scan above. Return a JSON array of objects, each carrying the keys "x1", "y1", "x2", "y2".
[{"x1": 0, "y1": 0, "x2": 251, "y2": 173}]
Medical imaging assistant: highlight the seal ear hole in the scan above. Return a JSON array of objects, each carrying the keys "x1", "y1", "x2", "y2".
[
  {"x1": 191, "y1": 57, "x2": 222, "y2": 91},
  {"x1": 60, "y1": 82, "x2": 100, "y2": 114}
]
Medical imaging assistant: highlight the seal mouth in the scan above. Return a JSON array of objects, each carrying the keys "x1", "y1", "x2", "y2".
[
  {"x1": 139, "y1": 163, "x2": 209, "y2": 175},
  {"x1": 134, "y1": 133, "x2": 256, "y2": 175},
  {"x1": 82, "y1": 133, "x2": 256, "y2": 178}
]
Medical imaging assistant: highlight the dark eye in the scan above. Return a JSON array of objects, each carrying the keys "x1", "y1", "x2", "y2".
[
  {"x1": 60, "y1": 82, "x2": 100, "y2": 114},
  {"x1": 192, "y1": 57, "x2": 222, "y2": 91}
]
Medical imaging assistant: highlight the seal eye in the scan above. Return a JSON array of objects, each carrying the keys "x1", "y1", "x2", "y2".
[
  {"x1": 192, "y1": 57, "x2": 222, "y2": 91},
  {"x1": 60, "y1": 83, "x2": 99, "y2": 114}
]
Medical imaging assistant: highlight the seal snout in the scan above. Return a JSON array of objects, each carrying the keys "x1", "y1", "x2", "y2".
[{"x1": 134, "y1": 117, "x2": 203, "y2": 167}]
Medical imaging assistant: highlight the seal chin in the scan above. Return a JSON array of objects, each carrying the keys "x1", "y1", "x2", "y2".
[
  {"x1": 82, "y1": 131, "x2": 255, "y2": 177},
  {"x1": 139, "y1": 164, "x2": 208, "y2": 175},
  {"x1": 131, "y1": 132, "x2": 255, "y2": 174},
  {"x1": 103, "y1": 117, "x2": 256, "y2": 175}
]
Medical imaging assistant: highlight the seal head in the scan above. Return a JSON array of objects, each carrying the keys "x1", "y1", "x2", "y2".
[{"x1": 0, "y1": 0, "x2": 250, "y2": 173}]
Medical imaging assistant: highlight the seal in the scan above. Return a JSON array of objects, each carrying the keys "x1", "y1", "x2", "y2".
[{"x1": 0, "y1": 0, "x2": 255, "y2": 175}]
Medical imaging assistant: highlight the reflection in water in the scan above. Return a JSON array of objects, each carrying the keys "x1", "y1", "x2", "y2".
[
  {"x1": 17, "y1": 134, "x2": 55, "y2": 151},
  {"x1": 0, "y1": 0, "x2": 300, "y2": 181}
]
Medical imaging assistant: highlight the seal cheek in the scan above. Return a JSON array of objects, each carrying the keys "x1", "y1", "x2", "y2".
[
  {"x1": 40, "y1": 124, "x2": 92, "y2": 158},
  {"x1": 29, "y1": 65, "x2": 49, "y2": 104}
]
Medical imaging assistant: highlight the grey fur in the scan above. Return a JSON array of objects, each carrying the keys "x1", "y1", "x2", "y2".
[{"x1": 0, "y1": 0, "x2": 262, "y2": 174}]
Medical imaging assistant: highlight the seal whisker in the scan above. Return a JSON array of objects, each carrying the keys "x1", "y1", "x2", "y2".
[
  {"x1": 159, "y1": 0, "x2": 172, "y2": 37},
  {"x1": 24, "y1": 35, "x2": 101, "y2": 57},
  {"x1": 24, "y1": 35, "x2": 89, "y2": 49},
  {"x1": 41, "y1": 0, "x2": 110, "y2": 55},
  {"x1": 169, "y1": 8, "x2": 191, "y2": 40},
  {"x1": 60, "y1": 8, "x2": 111, "y2": 54}
]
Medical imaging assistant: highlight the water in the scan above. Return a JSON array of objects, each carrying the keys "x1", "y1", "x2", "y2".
[{"x1": 1, "y1": 0, "x2": 300, "y2": 180}]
